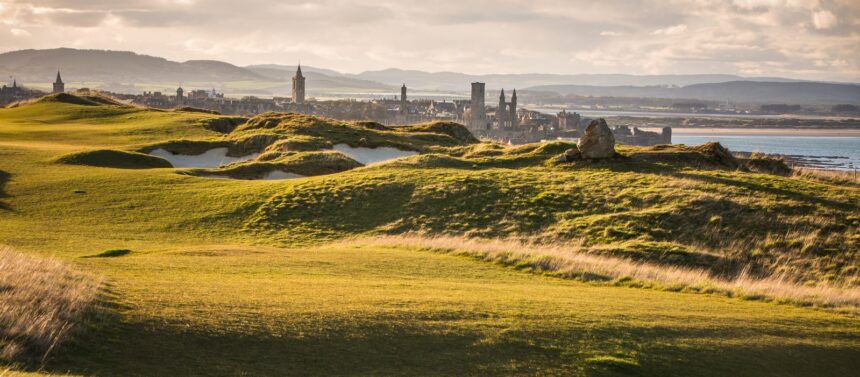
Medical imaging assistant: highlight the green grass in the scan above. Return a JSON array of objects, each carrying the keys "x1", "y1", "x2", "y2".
[
  {"x1": 55, "y1": 149, "x2": 172, "y2": 169},
  {"x1": 0, "y1": 95, "x2": 858, "y2": 376}
]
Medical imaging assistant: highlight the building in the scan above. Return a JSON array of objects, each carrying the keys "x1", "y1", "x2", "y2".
[
  {"x1": 400, "y1": 84, "x2": 407, "y2": 115},
  {"x1": 612, "y1": 125, "x2": 672, "y2": 146},
  {"x1": 292, "y1": 65, "x2": 306, "y2": 104},
  {"x1": 509, "y1": 89, "x2": 518, "y2": 128},
  {"x1": 52, "y1": 71, "x2": 64, "y2": 94},
  {"x1": 175, "y1": 86, "x2": 184, "y2": 106},
  {"x1": 557, "y1": 110, "x2": 581, "y2": 133},
  {"x1": 493, "y1": 88, "x2": 519, "y2": 129},
  {"x1": 469, "y1": 82, "x2": 486, "y2": 131},
  {"x1": 497, "y1": 89, "x2": 507, "y2": 128}
]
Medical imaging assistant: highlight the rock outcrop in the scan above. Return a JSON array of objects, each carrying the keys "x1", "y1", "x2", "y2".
[{"x1": 578, "y1": 119, "x2": 615, "y2": 159}]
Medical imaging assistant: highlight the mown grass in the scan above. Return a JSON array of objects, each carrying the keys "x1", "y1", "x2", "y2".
[
  {"x1": 0, "y1": 96, "x2": 858, "y2": 375},
  {"x1": 364, "y1": 235, "x2": 860, "y2": 312}
]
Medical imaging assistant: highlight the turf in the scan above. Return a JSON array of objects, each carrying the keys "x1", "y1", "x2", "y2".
[{"x1": 0, "y1": 96, "x2": 858, "y2": 376}]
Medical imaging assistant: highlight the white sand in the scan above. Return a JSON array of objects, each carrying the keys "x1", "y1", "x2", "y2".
[
  {"x1": 261, "y1": 171, "x2": 305, "y2": 180},
  {"x1": 332, "y1": 144, "x2": 418, "y2": 165},
  {"x1": 149, "y1": 148, "x2": 259, "y2": 168}
]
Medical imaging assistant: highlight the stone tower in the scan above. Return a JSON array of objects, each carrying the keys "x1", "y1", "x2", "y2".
[
  {"x1": 469, "y1": 82, "x2": 486, "y2": 131},
  {"x1": 400, "y1": 84, "x2": 407, "y2": 115},
  {"x1": 292, "y1": 65, "x2": 306, "y2": 104},
  {"x1": 52, "y1": 71, "x2": 64, "y2": 94},
  {"x1": 497, "y1": 89, "x2": 507, "y2": 128},
  {"x1": 176, "y1": 85, "x2": 184, "y2": 106},
  {"x1": 509, "y1": 89, "x2": 518, "y2": 128}
]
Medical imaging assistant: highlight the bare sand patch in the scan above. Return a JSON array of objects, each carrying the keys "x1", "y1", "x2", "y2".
[
  {"x1": 332, "y1": 144, "x2": 418, "y2": 165},
  {"x1": 149, "y1": 147, "x2": 259, "y2": 168}
]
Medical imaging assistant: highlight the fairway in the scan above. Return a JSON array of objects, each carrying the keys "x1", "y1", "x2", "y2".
[
  {"x1": 42, "y1": 244, "x2": 860, "y2": 376},
  {"x1": 1, "y1": 97, "x2": 859, "y2": 376}
]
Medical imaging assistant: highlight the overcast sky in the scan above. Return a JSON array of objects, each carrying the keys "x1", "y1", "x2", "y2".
[{"x1": 1, "y1": 0, "x2": 858, "y2": 81}]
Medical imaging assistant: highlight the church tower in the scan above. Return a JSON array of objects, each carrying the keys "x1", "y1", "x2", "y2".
[
  {"x1": 176, "y1": 85, "x2": 184, "y2": 106},
  {"x1": 292, "y1": 65, "x2": 306, "y2": 104},
  {"x1": 469, "y1": 82, "x2": 486, "y2": 131},
  {"x1": 509, "y1": 89, "x2": 518, "y2": 128},
  {"x1": 52, "y1": 71, "x2": 64, "y2": 94},
  {"x1": 497, "y1": 89, "x2": 507, "y2": 128},
  {"x1": 400, "y1": 84, "x2": 407, "y2": 115}
]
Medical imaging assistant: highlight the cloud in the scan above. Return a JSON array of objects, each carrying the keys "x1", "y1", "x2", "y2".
[
  {"x1": 9, "y1": 27, "x2": 29, "y2": 36},
  {"x1": 0, "y1": 0, "x2": 856, "y2": 81},
  {"x1": 653, "y1": 24, "x2": 688, "y2": 35},
  {"x1": 812, "y1": 10, "x2": 837, "y2": 29}
]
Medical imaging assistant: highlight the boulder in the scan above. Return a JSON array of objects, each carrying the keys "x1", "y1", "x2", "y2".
[
  {"x1": 578, "y1": 119, "x2": 615, "y2": 159},
  {"x1": 554, "y1": 147, "x2": 582, "y2": 163}
]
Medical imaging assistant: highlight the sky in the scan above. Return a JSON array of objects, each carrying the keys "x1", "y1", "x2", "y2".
[{"x1": 0, "y1": 0, "x2": 858, "y2": 82}]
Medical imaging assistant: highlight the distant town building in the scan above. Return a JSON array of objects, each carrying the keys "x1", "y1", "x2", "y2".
[
  {"x1": 52, "y1": 71, "x2": 64, "y2": 94},
  {"x1": 292, "y1": 65, "x2": 306, "y2": 104},
  {"x1": 1, "y1": 77, "x2": 42, "y2": 106},
  {"x1": 469, "y1": 82, "x2": 486, "y2": 131},
  {"x1": 400, "y1": 84, "x2": 407, "y2": 115},
  {"x1": 175, "y1": 86, "x2": 184, "y2": 106},
  {"x1": 557, "y1": 110, "x2": 581, "y2": 132},
  {"x1": 493, "y1": 88, "x2": 519, "y2": 129},
  {"x1": 612, "y1": 125, "x2": 671, "y2": 146},
  {"x1": 509, "y1": 89, "x2": 518, "y2": 128}
]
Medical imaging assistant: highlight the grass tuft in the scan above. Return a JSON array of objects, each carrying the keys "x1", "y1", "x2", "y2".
[{"x1": 0, "y1": 246, "x2": 101, "y2": 365}]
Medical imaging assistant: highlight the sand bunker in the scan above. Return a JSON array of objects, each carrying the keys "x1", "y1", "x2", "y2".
[
  {"x1": 149, "y1": 148, "x2": 259, "y2": 168},
  {"x1": 262, "y1": 171, "x2": 304, "y2": 180},
  {"x1": 332, "y1": 144, "x2": 417, "y2": 165},
  {"x1": 197, "y1": 170, "x2": 304, "y2": 180}
]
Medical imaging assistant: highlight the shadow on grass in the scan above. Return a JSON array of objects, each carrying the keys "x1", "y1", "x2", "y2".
[
  {"x1": 0, "y1": 170, "x2": 11, "y2": 211},
  {"x1": 38, "y1": 306, "x2": 860, "y2": 377}
]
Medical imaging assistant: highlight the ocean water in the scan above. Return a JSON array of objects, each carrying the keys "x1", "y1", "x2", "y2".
[{"x1": 672, "y1": 135, "x2": 860, "y2": 170}]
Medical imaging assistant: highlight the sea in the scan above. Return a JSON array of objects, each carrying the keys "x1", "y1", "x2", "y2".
[
  {"x1": 530, "y1": 108, "x2": 860, "y2": 171},
  {"x1": 670, "y1": 135, "x2": 860, "y2": 170}
]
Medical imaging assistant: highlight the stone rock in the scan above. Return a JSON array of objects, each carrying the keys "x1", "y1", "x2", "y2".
[
  {"x1": 553, "y1": 147, "x2": 581, "y2": 163},
  {"x1": 564, "y1": 147, "x2": 581, "y2": 161},
  {"x1": 577, "y1": 119, "x2": 615, "y2": 159}
]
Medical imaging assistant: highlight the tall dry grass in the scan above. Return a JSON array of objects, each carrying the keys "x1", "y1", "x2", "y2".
[
  {"x1": 0, "y1": 246, "x2": 102, "y2": 365},
  {"x1": 792, "y1": 167, "x2": 859, "y2": 186},
  {"x1": 362, "y1": 235, "x2": 860, "y2": 313}
]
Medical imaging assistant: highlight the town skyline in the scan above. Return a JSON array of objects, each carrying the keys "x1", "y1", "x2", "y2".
[{"x1": 0, "y1": 0, "x2": 858, "y2": 82}]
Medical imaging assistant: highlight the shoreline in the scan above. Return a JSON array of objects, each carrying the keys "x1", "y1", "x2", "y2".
[{"x1": 639, "y1": 127, "x2": 860, "y2": 137}]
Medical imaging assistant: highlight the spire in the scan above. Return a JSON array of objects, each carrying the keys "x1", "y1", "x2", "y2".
[
  {"x1": 55, "y1": 70, "x2": 63, "y2": 84},
  {"x1": 511, "y1": 89, "x2": 517, "y2": 98},
  {"x1": 296, "y1": 63, "x2": 303, "y2": 77},
  {"x1": 499, "y1": 88, "x2": 505, "y2": 99}
]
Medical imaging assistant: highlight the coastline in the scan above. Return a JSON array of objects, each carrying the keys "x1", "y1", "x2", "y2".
[{"x1": 640, "y1": 127, "x2": 860, "y2": 137}]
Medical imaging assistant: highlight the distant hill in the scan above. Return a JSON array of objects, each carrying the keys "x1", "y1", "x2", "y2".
[
  {"x1": 525, "y1": 81, "x2": 860, "y2": 105},
  {"x1": 245, "y1": 64, "x2": 392, "y2": 92},
  {"x1": 0, "y1": 49, "x2": 390, "y2": 95},
  {"x1": 0, "y1": 48, "x2": 265, "y2": 83},
  {"x1": 2, "y1": 48, "x2": 855, "y2": 104},
  {"x1": 349, "y1": 69, "x2": 803, "y2": 91}
]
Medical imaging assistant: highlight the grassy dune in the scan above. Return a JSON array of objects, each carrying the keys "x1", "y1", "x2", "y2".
[{"x1": 0, "y1": 95, "x2": 858, "y2": 375}]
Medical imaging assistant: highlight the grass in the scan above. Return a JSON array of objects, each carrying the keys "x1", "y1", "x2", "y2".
[
  {"x1": 0, "y1": 95, "x2": 858, "y2": 375},
  {"x1": 0, "y1": 247, "x2": 102, "y2": 366},
  {"x1": 55, "y1": 150, "x2": 172, "y2": 169},
  {"x1": 364, "y1": 235, "x2": 860, "y2": 312},
  {"x1": 27, "y1": 244, "x2": 860, "y2": 376}
]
